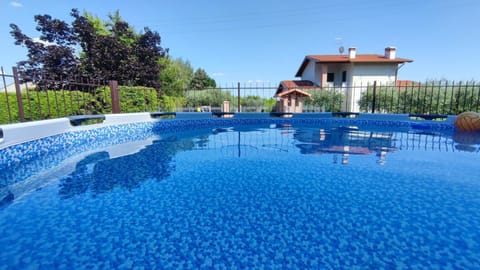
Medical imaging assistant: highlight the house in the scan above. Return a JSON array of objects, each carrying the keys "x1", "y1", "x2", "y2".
[{"x1": 278, "y1": 47, "x2": 413, "y2": 112}]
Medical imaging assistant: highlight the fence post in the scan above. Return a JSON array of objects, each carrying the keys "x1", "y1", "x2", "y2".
[
  {"x1": 1, "y1": 67, "x2": 12, "y2": 122},
  {"x1": 237, "y1": 82, "x2": 241, "y2": 112},
  {"x1": 109, "y1": 80, "x2": 121, "y2": 113},
  {"x1": 12, "y1": 67, "x2": 25, "y2": 122},
  {"x1": 371, "y1": 81, "x2": 377, "y2": 113}
]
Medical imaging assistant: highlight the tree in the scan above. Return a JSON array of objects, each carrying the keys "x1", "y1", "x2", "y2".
[
  {"x1": 131, "y1": 27, "x2": 164, "y2": 89},
  {"x1": 358, "y1": 81, "x2": 480, "y2": 115},
  {"x1": 185, "y1": 88, "x2": 234, "y2": 108},
  {"x1": 10, "y1": 9, "x2": 167, "y2": 90},
  {"x1": 71, "y1": 9, "x2": 167, "y2": 89},
  {"x1": 10, "y1": 15, "x2": 79, "y2": 84},
  {"x1": 159, "y1": 57, "x2": 194, "y2": 96},
  {"x1": 304, "y1": 89, "x2": 345, "y2": 112},
  {"x1": 189, "y1": 68, "x2": 216, "y2": 90}
]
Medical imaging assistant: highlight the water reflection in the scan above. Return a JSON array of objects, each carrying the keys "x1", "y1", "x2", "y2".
[
  {"x1": 453, "y1": 130, "x2": 480, "y2": 152},
  {"x1": 3, "y1": 124, "x2": 480, "y2": 203},
  {"x1": 214, "y1": 125, "x2": 480, "y2": 165},
  {"x1": 294, "y1": 126, "x2": 396, "y2": 165},
  {"x1": 58, "y1": 136, "x2": 197, "y2": 199},
  {"x1": 52, "y1": 126, "x2": 480, "y2": 199}
]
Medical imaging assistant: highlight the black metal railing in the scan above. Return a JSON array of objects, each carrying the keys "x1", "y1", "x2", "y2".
[
  {"x1": 359, "y1": 81, "x2": 480, "y2": 115},
  {"x1": 1, "y1": 67, "x2": 112, "y2": 124},
  {"x1": 2, "y1": 65, "x2": 480, "y2": 125}
]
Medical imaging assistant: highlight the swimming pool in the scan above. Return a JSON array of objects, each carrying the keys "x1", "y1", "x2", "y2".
[{"x1": 1, "y1": 113, "x2": 479, "y2": 269}]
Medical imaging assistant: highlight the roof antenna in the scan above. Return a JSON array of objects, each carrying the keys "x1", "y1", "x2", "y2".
[{"x1": 335, "y1": 37, "x2": 344, "y2": 54}]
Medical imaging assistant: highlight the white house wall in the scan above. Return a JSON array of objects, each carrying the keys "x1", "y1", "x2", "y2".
[
  {"x1": 348, "y1": 63, "x2": 398, "y2": 112},
  {"x1": 350, "y1": 63, "x2": 397, "y2": 86},
  {"x1": 300, "y1": 61, "x2": 317, "y2": 83},
  {"x1": 298, "y1": 61, "x2": 401, "y2": 112},
  {"x1": 300, "y1": 62, "x2": 398, "y2": 87},
  {"x1": 302, "y1": 63, "x2": 352, "y2": 87},
  {"x1": 325, "y1": 64, "x2": 348, "y2": 86}
]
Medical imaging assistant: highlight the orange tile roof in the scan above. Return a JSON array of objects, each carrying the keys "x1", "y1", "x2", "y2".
[
  {"x1": 395, "y1": 80, "x2": 421, "y2": 87},
  {"x1": 275, "y1": 88, "x2": 312, "y2": 98},
  {"x1": 276, "y1": 80, "x2": 317, "y2": 95},
  {"x1": 281, "y1": 80, "x2": 316, "y2": 88},
  {"x1": 307, "y1": 54, "x2": 413, "y2": 63},
  {"x1": 295, "y1": 54, "x2": 413, "y2": 77}
]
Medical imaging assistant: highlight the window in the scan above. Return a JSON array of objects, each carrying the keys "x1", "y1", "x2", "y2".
[
  {"x1": 327, "y1": 73, "x2": 334, "y2": 82},
  {"x1": 342, "y1": 71, "x2": 347, "y2": 82}
]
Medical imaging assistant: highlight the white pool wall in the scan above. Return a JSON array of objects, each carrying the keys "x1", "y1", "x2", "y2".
[{"x1": 0, "y1": 112, "x2": 155, "y2": 149}]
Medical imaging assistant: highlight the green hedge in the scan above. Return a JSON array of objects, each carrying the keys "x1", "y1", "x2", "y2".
[
  {"x1": 119, "y1": 86, "x2": 158, "y2": 113},
  {"x1": 1, "y1": 90, "x2": 92, "y2": 124},
  {"x1": 0, "y1": 93, "x2": 17, "y2": 124},
  {"x1": 183, "y1": 88, "x2": 276, "y2": 112},
  {"x1": 359, "y1": 84, "x2": 480, "y2": 114},
  {"x1": 95, "y1": 86, "x2": 160, "y2": 113},
  {"x1": 184, "y1": 88, "x2": 235, "y2": 108},
  {"x1": 304, "y1": 89, "x2": 345, "y2": 112},
  {"x1": 0, "y1": 86, "x2": 158, "y2": 124}
]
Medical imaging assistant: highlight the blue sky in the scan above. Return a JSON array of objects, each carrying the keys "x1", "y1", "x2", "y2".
[{"x1": 1, "y1": 0, "x2": 479, "y2": 85}]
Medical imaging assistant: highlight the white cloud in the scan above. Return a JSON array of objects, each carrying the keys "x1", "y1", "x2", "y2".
[
  {"x1": 212, "y1": 72, "x2": 225, "y2": 77},
  {"x1": 10, "y1": 1, "x2": 23, "y2": 7}
]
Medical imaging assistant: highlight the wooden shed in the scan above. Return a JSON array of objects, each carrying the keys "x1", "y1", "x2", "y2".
[{"x1": 274, "y1": 88, "x2": 312, "y2": 113}]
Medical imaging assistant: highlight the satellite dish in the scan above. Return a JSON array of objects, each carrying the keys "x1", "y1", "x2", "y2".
[{"x1": 339, "y1": 46, "x2": 345, "y2": 54}]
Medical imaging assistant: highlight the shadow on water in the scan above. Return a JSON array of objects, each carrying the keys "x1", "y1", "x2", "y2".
[{"x1": 58, "y1": 136, "x2": 197, "y2": 199}]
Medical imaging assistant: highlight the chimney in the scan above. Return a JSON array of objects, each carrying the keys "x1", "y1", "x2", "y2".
[
  {"x1": 385, "y1": 47, "x2": 396, "y2": 59},
  {"x1": 348, "y1": 47, "x2": 356, "y2": 59}
]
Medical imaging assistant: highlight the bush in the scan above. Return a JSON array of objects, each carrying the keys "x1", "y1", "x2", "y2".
[
  {"x1": 184, "y1": 89, "x2": 278, "y2": 112},
  {"x1": 0, "y1": 85, "x2": 159, "y2": 124},
  {"x1": 263, "y1": 98, "x2": 276, "y2": 112},
  {"x1": 184, "y1": 88, "x2": 235, "y2": 108},
  {"x1": 93, "y1": 85, "x2": 159, "y2": 113},
  {"x1": 358, "y1": 83, "x2": 480, "y2": 114},
  {"x1": 0, "y1": 93, "x2": 18, "y2": 124},
  {"x1": 158, "y1": 95, "x2": 186, "y2": 112},
  {"x1": 0, "y1": 90, "x2": 98, "y2": 124},
  {"x1": 118, "y1": 86, "x2": 158, "y2": 113},
  {"x1": 304, "y1": 89, "x2": 345, "y2": 112}
]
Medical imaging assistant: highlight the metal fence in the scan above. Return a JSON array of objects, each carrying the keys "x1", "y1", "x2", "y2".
[
  {"x1": 0, "y1": 69, "x2": 279, "y2": 124},
  {"x1": 360, "y1": 81, "x2": 480, "y2": 115},
  {"x1": 176, "y1": 83, "x2": 277, "y2": 112},
  {"x1": 1, "y1": 67, "x2": 113, "y2": 124},
  {"x1": 165, "y1": 84, "x2": 347, "y2": 113},
  {"x1": 2, "y1": 65, "x2": 480, "y2": 125},
  {"x1": 174, "y1": 81, "x2": 480, "y2": 115}
]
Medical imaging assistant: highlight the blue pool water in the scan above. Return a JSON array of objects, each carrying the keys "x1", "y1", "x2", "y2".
[{"x1": 1, "y1": 120, "x2": 480, "y2": 269}]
